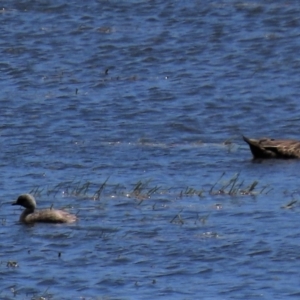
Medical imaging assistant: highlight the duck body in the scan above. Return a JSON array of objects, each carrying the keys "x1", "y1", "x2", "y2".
[
  {"x1": 243, "y1": 136, "x2": 300, "y2": 159},
  {"x1": 12, "y1": 194, "x2": 77, "y2": 224}
]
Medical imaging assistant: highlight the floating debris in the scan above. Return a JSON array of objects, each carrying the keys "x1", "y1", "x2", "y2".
[
  {"x1": 7, "y1": 261, "x2": 18, "y2": 268},
  {"x1": 282, "y1": 199, "x2": 297, "y2": 209}
]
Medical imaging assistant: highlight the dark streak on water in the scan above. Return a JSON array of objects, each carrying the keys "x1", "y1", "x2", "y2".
[{"x1": 1, "y1": 1, "x2": 300, "y2": 299}]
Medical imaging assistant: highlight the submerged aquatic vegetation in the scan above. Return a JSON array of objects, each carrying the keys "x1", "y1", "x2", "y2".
[
  {"x1": 29, "y1": 186, "x2": 44, "y2": 197},
  {"x1": 93, "y1": 176, "x2": 110, "y2": 200},
  {"x1": 281, "y1": 199, "x2": 298, "y2": 209},
  {"x1": 170, "y1": 210, "x2": 212, "y2": 226},
  {"x1": 170, "y1": 209, "x2": 184, "y2": 225},
  {"x1": 27, "y1": 172, "x2": 270, "y2": 206},
  {"x1": 209, "y1": 172, "x2": 270, "y2": 196},
  {"x1": 126, "y1": 180, "x2": 161, "y2": 205},
  {"x1": 179, "y1": 186, "x2": 204, "y2": 197}
]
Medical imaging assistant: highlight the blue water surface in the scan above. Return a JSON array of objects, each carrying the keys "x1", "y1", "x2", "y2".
[{"x1": 1, "y1": 0, "x2": 300, "y2": 299}]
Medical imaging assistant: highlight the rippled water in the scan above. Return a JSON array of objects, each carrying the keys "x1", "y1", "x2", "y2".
[{"x1": 2, "y1": 1, "x2": 300, "y2": 299}]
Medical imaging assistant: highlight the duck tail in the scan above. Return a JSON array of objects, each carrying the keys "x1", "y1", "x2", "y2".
[{"x1": 242, "y1": 135, "x2": 251, "y2": 145}]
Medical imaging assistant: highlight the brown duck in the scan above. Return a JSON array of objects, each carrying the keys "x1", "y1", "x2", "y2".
[
  {"x1": 243, "y1": 136, "x2": 300, "y2": 159},
  {"x1": 12, "y1": 194, "x2": 77, "y2": 224}
]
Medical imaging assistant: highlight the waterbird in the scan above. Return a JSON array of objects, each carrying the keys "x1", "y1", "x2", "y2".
[
  {"x1": 243, "y1": 136, "x2": 300, "y2": 159},
  {"x1": 12, "y1": 194, "x2": 77, "y2": 224}
]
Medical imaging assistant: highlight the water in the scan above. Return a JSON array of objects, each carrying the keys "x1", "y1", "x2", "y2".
[{"x1": 1, "y1": 0, "x2": 300, "y2": 299}]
